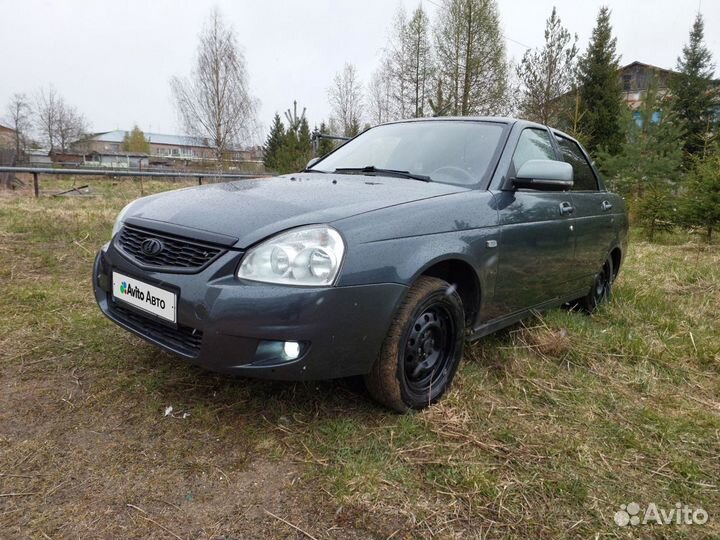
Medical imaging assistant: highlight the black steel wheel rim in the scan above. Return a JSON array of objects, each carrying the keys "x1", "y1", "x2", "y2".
[{"x1": 402, "y1": 304, "x2": 456, "y2": 394}]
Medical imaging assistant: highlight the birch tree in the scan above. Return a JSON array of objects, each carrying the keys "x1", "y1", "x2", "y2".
[
  {"x1": 367, "y1": 59, "x2": 394, "y2": 125},
  {"x1": 4, "y1": 93, "x2": 31, "y2": 158},
  {"x1": 171, "y1": 8, "x2": 258, "y2": 161},
  {"x1": 328, "y1": 63, "x2": 363, "y2": 137},
  {"x1": 55, "y1": 100, "x2": 87, "y2": 152},
  {"x1": 35, "y1": 86, "x2": 60, "y2": 150},
  {"x1": 34, "y1": 87, "x2": 86, "y2": 152}
]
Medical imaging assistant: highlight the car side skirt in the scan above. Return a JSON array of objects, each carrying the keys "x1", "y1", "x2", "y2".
[{"x1": 467, "y1": 287, "x2": 589, "y2": 341}]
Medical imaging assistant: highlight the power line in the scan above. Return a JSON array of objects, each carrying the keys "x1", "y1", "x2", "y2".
[{"x1": 503, "y1": 34, "x2": 532, "y2": 49}]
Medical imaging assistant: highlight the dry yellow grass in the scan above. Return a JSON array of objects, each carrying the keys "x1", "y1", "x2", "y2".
[{"x1": 1, "y1": 185, "x2": 719, "y2": 539}]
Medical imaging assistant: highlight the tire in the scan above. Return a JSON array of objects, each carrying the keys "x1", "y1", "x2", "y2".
[
  {"x1": 364, "y1": 276, "x2": 465, "y2": 412},
  {"x1": 579, "y1": 257, "x2": 614, "y2": 313}
]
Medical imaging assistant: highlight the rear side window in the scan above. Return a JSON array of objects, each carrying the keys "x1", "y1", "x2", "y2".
[
  {"x1": 512, "y1": 128, "x2": 556, "y2": 172},
  {"x1": 556, "y1": 136, "x2": 599, "y2": 191}
]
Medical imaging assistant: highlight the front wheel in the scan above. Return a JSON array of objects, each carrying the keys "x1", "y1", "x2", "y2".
[{"x1": 364, "y1": 276, "x2": 465, "y2": 412}]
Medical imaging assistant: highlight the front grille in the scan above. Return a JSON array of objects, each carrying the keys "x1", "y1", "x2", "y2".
[
  {"x1": 110, "y1": 301, "x2": 203, "y2": 357},
  {"x1": 117, "y1": 225, "x2": 225, "y2": 272}
]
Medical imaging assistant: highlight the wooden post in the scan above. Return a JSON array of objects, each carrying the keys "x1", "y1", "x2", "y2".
[
  {"x1": 33, "y1": 172, "x2": 39, "y2": 197},
  {"x1": 198, "y1": 176, "x2": 202, "y2": 185}
]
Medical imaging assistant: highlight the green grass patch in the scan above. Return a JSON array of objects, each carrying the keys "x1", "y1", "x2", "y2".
[{"x1": 1, "y1": 188, "x2": 719, "y2": 538}]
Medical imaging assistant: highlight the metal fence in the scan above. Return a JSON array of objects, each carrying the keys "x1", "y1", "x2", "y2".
[{"x1": 0, "y1": 166, "x2": 265, "y2": 197}]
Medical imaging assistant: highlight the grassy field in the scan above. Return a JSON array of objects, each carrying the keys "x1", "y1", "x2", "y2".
[{"x1": 1, "y1": 181, "x2": 719, "y2": 539}]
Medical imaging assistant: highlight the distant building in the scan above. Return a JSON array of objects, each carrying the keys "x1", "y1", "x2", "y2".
[
  {"x1": 25, "y1": 149, "x2": 52, "y2": 165},
  {"x1": 619, "y1": 61, "x2": 674, "y2": 109},
  {"x1": 84, "y1": 151, "x2": 150, "y2": 169},
  {"x1": 75, "y1": 130, "x2": 217, "y2": 160},
  {"x1": 0, "y1": 123, "x2": 16, "y2": 149}
]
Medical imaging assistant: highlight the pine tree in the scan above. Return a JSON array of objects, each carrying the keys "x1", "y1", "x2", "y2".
[
  {"x1": 263, "y1": 113, "x2": 285, "y2": 171},
  {"x1": 669, "y1": 13, "x2": 717, "y2": 159},
  {"x1": 598, "y1": 79, "x2": 684, "y2": 240},
  {"x1": 516, "y1": 7, "x2": 578, "y2": 125},
  {"x1": 683, "y1": 142, "x2": 720, "y2": 240},
  {"x1": 121, "y1": 125, "x2": 150, "y2": 153},
  {"x1": 577, "y1": 7, "x2": 624, "y2": 155}
]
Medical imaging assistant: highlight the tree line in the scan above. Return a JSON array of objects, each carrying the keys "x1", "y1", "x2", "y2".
[
  {"x1": 315, "y1": 2, "x2": 720, "y2": 242},
  {"x1": 2, "y1": 2, "x2": 717, "y2": 241},
  {"x1": 4, "y1": 86, "x2": 88, "y2": 157}
]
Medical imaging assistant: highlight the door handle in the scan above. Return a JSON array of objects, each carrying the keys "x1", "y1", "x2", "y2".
[
  {"x1": 601, "y1": 200, "x2": 613, "y2": 211},
  {"x1": 559, "y1": 201, "x2": 574, "y2": 215}
]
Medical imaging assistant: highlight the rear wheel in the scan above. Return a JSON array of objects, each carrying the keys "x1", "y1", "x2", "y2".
[
  {"x1": 579, "y1": 257, "x2": 613, "y2": 313},
  {"x1": 364, "y1": 276, "x2": 465, "y2": 412}
]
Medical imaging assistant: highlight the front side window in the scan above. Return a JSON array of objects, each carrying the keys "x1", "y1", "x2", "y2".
[
  {"x1": 556, "y1": 136, "x2": 598, "y2": 191},
  {"x1": 511, "y1": 128, "x2": 556, "y2": 172}
]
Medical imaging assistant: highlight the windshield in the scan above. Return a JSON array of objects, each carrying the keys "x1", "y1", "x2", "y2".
[{"x1": 310, "y1": 120, "x2": 506, "y2": 186}]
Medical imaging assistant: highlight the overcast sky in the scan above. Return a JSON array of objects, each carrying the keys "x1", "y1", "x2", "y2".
[{"x1": 1, "y1": 0, "x2": 718, "y2": 144}]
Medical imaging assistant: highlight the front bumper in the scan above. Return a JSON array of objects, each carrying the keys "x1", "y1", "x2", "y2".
[{"x1": 93, "y1": 241, "x2": 407, "y2": 380}]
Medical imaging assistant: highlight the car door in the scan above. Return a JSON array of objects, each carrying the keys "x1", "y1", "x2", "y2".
[
  {"x1": 554, "y1": 134, "x2": 616, "y2": 280},
  {"x1": 488, "y1": 126, "x2": 577, "y2": 317}
]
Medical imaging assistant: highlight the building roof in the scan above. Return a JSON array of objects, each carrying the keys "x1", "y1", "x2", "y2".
[
  {"x1": 620, "y1": 61, "x2": 675, "y2": 74},
  {"x1": 85, "y1": 130, "x2": 215, "y2": 148}
]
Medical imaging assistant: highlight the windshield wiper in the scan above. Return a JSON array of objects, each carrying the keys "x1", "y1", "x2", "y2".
[{"x1": 333, "y1": 166, "x2": 432, "y2": 182}]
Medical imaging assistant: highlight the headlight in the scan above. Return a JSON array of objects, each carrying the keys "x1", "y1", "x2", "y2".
[
  {"x1": 111, "y1": 201, "x2": 135, "y2": 238},
  {"x1": 237, "y1": 226, "x2": 345, "y2": 286}
]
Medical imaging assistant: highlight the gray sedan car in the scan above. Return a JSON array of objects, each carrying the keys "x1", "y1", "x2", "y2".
[{"x1": 93, "y1": 118, "x2": 628, "y2": 411}]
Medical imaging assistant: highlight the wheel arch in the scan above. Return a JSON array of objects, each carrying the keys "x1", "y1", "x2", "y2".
[{"x1": 415, "y1": 257, "x2": 482, "y2": 328}]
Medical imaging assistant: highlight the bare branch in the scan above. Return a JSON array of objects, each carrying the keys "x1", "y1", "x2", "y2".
[
  {"x1": 328, "y1": 63, "x2": 363, "y2": 137},
  {"x1": 171, "y1": 7, "x2": 258, "y2": 161}
]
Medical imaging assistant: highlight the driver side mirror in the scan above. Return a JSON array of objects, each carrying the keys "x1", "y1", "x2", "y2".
[
  {"x1": 305, "y1": 157, "x2": 321, "y2": 170},
  {"x1": 512, "y1": 160, "x2": 573, "y2": 191}
]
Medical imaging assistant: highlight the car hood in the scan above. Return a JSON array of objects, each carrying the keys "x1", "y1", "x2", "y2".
[{"x1": 125, "y1": 173, "x2": 467, "y2": 248}]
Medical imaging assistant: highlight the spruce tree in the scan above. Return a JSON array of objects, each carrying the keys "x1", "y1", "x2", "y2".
[
  {"x1": 317, "y1": 122, "x2": 336, "y2": 157},
  {"x1": 598, "y1": 78, "x2": 684, "y2": 240},
  {"x1": 293, "y1": 117, "x2": 313, "y2": 170},
  {"x1": 669, "y1": 13, "x2": 717, "y2": 159},
  {"x1": 577, "y1": 7, "x2": 624, "y2": 155},
  {"x1": 263, "y1": 113, "x2": 285, "y2": 171}
]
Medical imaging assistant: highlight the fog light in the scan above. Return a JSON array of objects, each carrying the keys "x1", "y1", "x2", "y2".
[
  {"x1": 254, "y1": 340, "x2": 307, "y2": 365},
  {"x1": 283, "y1": 341, "x2": 301, "y2": 360}
]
